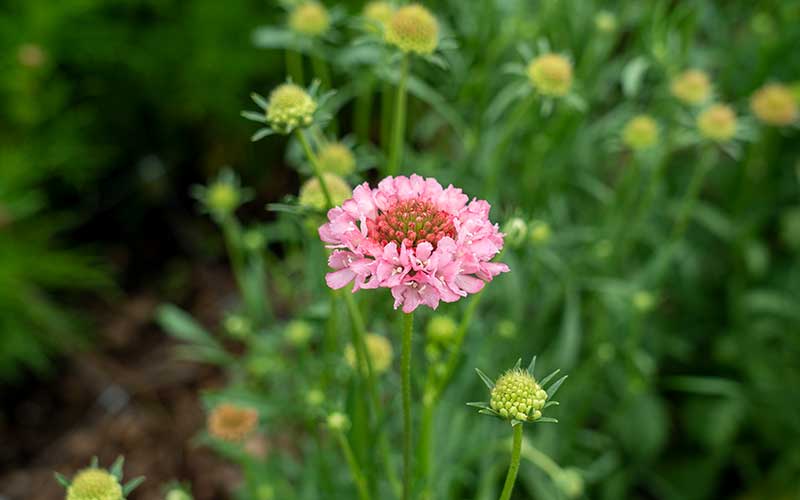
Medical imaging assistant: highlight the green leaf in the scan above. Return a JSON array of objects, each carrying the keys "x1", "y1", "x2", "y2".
[
  {"x1": 527, "y1": 355, "x2": 537, "y2": 376},
  {"x1": 122, "y1": 477, "x2": 145, "y2": 496},
  {"x1": 538, "y1": 369, "x2": 561, "y2": 388},
  {"x1": 240, "y1": 110, "x2": 266, "y2": 123},
  {"x1": 54, "y1": 472, "x2": 70, "y2": 488},
  {"x1": 251, "y1": 128, "x2": 275, "y2": 142},
  {"x1": 513, "y1": 358, "x2": 522, "y2": 370},
  {"x1": 251, "y1": 26, "x2": 295, "y2": 49},
  {"x1": 109, "y1": 456, "x2": 124, "y2": 481},
  {"x1": 621, "y1": 56, "x2": 649, "y2": 97},
  {"x1": 475, "y1": 368, "x2": 495, "y2": 390},
  {"x1": 543, "y1": 400, "x2": 560, "y2": 409},
  {"x1": 536, "y1": 417, "x2": 559, "y2": 424},
  {"x1": 156, "y1": 304, "x2": 217, "y2": 347},
  {"x1": 466, "y1": 401, "x2": 492, "y2": 410},
  {"x1": 546, "y1": 375, "x2": 568, "y2": 398},
  {"x1": 250, "y1": 92, "x2": 269, "y2": 110}
]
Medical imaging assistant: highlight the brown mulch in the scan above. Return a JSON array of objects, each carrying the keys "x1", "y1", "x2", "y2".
[{"x1": 0, "y1": 268, "x2": 241, "y2": 500}]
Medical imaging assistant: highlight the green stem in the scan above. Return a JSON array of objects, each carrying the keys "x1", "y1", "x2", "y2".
[
  {"x1": 311, "y1": 55, "x2": 332, "y2": 89},
  {"x1": 498, "y1": 424, "x2": 523, "y2": 500},
  {"x1": 381, "y1": 80, "x2": 393, "y2": 151},
  {"x1": 286, "y1": 49, "x2": 304, "y2": 86},
  {"x1": 401, "y1": 311, "x2": 414, "y2": 500},
  {"x1": 355, "y1": 77, "x2": 375, "y2": 144},
  {"x1": 335, "y1": 430, "x2": 371, "y2": 500},
  {"x1": 221, "y1": 216, "x2": 264, "y2": 323},
  {"x1": 296, "y1": 129, "x2": 333, "y2": 208},
  {"x1": 671, "y1": 161, "x2": 712, "y2": 241},
  {"x1": 388, "y1": 55, "x2": 410, "y2": 176}
]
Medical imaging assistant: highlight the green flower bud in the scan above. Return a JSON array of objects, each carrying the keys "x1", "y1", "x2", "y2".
[
  {"x1": 497, "y1": 319, "x2": 517, "y2": 339},
  {"x1": 594, "y1": 11, "x2": 617, "y2": 33},
  {"x1": 364, "y1": 1, "x2": 395, "y2": 28},
  {"x1": 527, "y1": 53, "x2": 573, "y2": 97},
  {"x1": 299, "y1": 173, "x2": 352, "y2": 210},
  {"x1": 503, "y1": 217, "x2": 528, "y2": 247},
  {"x1": 318, "y1": 142, "x2": 356, "y2": 175},
  {"x1": 490, "y1": 369, "x2": 547, "y2": 421},
  {"x1": 165, "y1": 488, "x2": 193, "y2": 500},
  {"x1": 67, "y1": 468, "x2": 123, "y2": 500},
  {"x1": 243, "y1": 228, "x2": 266, "y2": 252},
  {"x1": 206, "y1": 182, "x2": 240, "y2": 215},
  {"x1": 285, "y1": 319, "x2": 313, "y2": 346},
  {"x1": 345, "y1": 333, "x2": 394, "y2": 374},
  {"x1": 288, "y1": 2, "x2": 330, "y2": 37},
  {"x1": 306, "y1": 388, "x2": 324, "y2": 407},
  {"x1": 622, "y1": 114, "x2": 659, "y2": 150},
  {"x1": 266, "y1": 83, "x2": 317, "y2": 133},
  {"x1": 697, "y1": 104, "x2": 737, "y2": 142},
  {"x1": 530, "y1": 220, "x2": 551, "y2": 244},
  {"x1": 670, "y1": 69, "x2": 712, "y2": 106},
  {"x1": 223, "y1": 314, "x2": 253, "y2": 340},
  {"x1": 427, "y1": 315, "x2": 458, "y2": 344},
  {"x1": 327, "y1": 412, "x2": 350, "y2": 432},
  {"x1": 385, "y1": 4, "x2": 439, "y2": 55},
  {"x1": 750, "y1": 83, "x2": 798, "y2": 126},
  {"x1": 632, "y1": 290, "x2": 656, "y2": 313}
]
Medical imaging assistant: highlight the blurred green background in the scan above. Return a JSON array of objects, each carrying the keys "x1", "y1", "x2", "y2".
[{"x1": 1, "y1": 1, "x2": 799, "y2": 499}]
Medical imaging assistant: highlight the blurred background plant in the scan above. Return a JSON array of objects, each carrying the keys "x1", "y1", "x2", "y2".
[{"x1": 2, "y1": 0, "x2": 800, "y2": 499}]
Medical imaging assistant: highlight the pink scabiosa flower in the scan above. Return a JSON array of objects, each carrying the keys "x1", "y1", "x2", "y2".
[{"x1": 319, "y1": 175, "x2": 509, "y2": 313}]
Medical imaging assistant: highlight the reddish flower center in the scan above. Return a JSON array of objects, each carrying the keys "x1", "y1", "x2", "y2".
[{"x1": 367, "y1": 199, "x2": 456, "y2": 248}]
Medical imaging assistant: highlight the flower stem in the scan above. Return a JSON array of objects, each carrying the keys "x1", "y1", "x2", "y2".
[
  {"x1": 401, "y1": 311, "x2": 414, "y2": 500},
  {"x1": 498, "y1": 424, "x2": 523, "y2": 500},
  {"x1": 296, "y1": 129, "x2": 333, "y2": 208},
  {"x1": 671, "y1": 160, "x2": 713, "y2": 241},
  {"x1": 388, "y1": 54, "x2": 410, "y2": 176},
  {"x1": 335, "y1": 430, "x2": 371, "y2": 500},
  {"x1": 285, "y1": 49, "x2": 304, "y2": 86}
]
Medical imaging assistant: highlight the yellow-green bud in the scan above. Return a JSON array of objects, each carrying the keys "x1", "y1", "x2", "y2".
[
  {"x1": 750, "y1": 83, "x2": 798, "y2": 126},
  {"x1": 288, "y1": 2, "x2": 330, "y2": 37},
  {"x1": 530, "y1": 220, "x2": 552, "y2": 244},
  {"x1": 697, "y1": 104, "x2": 737, "y2": 142},
  {"x1": 427, "y1": 315, "x2": 458, "y2": 344},
  {"x1": 67, "y1": 469, "x2": 123, "y2": 500},
  {"x1": 299, "y1": 173, "x2": 351, "y2": 210},
  {"x1": 345, "y1": 333, "x2": 394, "y2": 374},
  {"x1": 490, "y1": 368, "x2": 547, "y2": 421},
  {"x1": 364, "y1": 1, "x2": 395, "y2": 28},
  {"x1": 306, "y1": 388, "x2": 324, "y2": 407},
  {"x1": 165, "y1": 489, "x2": 193, "y2": 500},
  {"x1": 318, "y1": 142, "x2": 356, "y2": 175},
  {"x1": 503, "y1": 217, "x2": 528, "y2": 247},
  {"x1": 622, "y1": 114, "x2": 659, "y2": 150},
  {"x1": 285, "y1": 319, "x2": 313, "y2": 346},
  {"x1": 223, "y1": 314, "x2": 253, "y2": 340},
  {"x1": 327, "y1": 412, "x2": 350, "y2": 431},
  {"x1": 632, "y1": 290, "x2": 656, "y2": 313},
  {"x1": 670, "y1": 69, "x2": 712, "y2": 105},
  {"x1": 594, "y1": 11, "x2": 617, "y2": 33},
  {"x1": 385, "y1": 4, "x2": 439, "y2": 55},
  {"x1": 257, "y1": 485, "x2": 275, "y2": 500},
  {"x1": 527, "y1": 53, "x2": 573, "y2": 97},
  {"x1": 497, "y1": 319, "x2": 517, "y2": 339},
  {"x1": 207, "y1": 182, "x2": 240, "y2": 215},
  {"x1": 266, "y1": 83, "x2": 317, "y2": 133}
]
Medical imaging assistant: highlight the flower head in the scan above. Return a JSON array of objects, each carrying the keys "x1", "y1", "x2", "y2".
[
  {"x1": 750, "y1": 83, "x2": 798, "y2": 126},
  {"x1": 697, "y1": 104, "x2": 737, "y2": 142},
  {"x1": 345, "y1": 333, "x2": 394, "y2": 374},
  {"x1": 266, "y1": 83, "x2": 317, "y2": 133},
  {"x1": 318, "y1": 142, "x2": 356, "y2": 175},
  {"x1": 427, "y1": 314, "x2": 458, "y2": 344},
  {"x1": 67, "y1": 469, "x2": 123, "y2": 500},
  {"x1": 327, "y1": 412, "x2": 351, "y2": 432},
  {"x1": 299, "y1": 173, "x2": 352, "y2": 211},
  {"x1": 527, "y1": 53, "x2": 573, "y2": 97},
  {"x1": 469, "y1": 357, "x2": 566, "y2": 425},
  {"x1": 207, "y1": 403, "x2": 259, "y2": 442},
  {"x1": 288, "y1": 2, "x2": 330, "y2": 37},
  {"x1": 622, "y1": 114, "x2": 659, "y2": 150},
  {"x1": 670, "y1": 69, "x2": 712, "y2": 105},
  {"x1": 364, "y1": 1, "x2": 395, "y2": 28},
  {"x1": 385, "y1": 4, "x2": 439, "y2": 55},
  {"x1": 319, "y1": 175, "x2": 509, "y2": 313}
]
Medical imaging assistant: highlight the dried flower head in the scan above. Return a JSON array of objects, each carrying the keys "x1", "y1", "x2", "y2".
[
  {"x1": 288, "y1": 1, "x2": 330, "y2": 37},
  {"x1": 364, "y1": 1, "x2": 395, "y2": 28},
  {"x1": 18, "y1": 43, "x2": 46, "y2": 68},
  {"x1": 266, "y1": 83, "x2": 317, "y2": 133},
  {"x1": 469, "y1": 357, "x2": 566, "y2": 425},
  {"x1": 670, "y1": 69, "x2": 712, "y2": 105},
  {"x1": 318, "y1": 142, "x2": 356, "y2": 175},
  {"x1": 750, "y1": 83, "x2": 798, "y2": 126},
  {"x1": 385, "y1": 4, "x2": 439, "y2": 55},
  {"x1": 66, "y1": 469, "x2": 123, "y2": 500},
  {"x1": 697, "y1": 104, "x2": 737, "y2": 142},
  {"x1": 319, "y1": 175, "x2": 508, "y2": 313},
  {"x1": 345, "y1": 333, "x2": 394, "y2": 374},
  {"x1": 299, "y1": 173, "x2": 352, "y2": 210},
  {"x1": 622, "y1": 114, "x2": 659, "y2": 150},
  {"x1": 427, "y1": 314, "x2": 458, "y2": 344},
  {"x1": 208, "y1": 404, "x2": 259, "y2": 442},
  {"x1": 527, "y1": 53, "x2": 573, "y2": 97}
]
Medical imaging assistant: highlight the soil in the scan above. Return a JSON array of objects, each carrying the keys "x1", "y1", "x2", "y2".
[{"x1": 0, "y1": 266, "x2": 241, "y2": 500}]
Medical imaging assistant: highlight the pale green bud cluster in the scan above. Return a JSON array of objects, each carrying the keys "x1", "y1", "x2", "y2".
[
  {"x1": 266, "y1": 83, "x2": 317, "y2": 133},
  {"x1": 66, "y1": 469, "x2": 123, "y2": 500},
  {"x1": 426, "y1": 315, "x2": 458, "y2": 344},
  {"x1": 288, "y1": 2, "x2": 330, "y2": 37},
  {"x1": 318, "y1": 142, "x2": 356, "y2": 175},
  {"x1": 530, "y1": 220, "x2": 551, "y2": 244},
  {"x1": 503, "y1": 217, "x2": 528, "y2": 247},
  {"x1": 285, "y1": 319, "x2": 313, "y2": 346},
  {"x1": 490, "y1": 368, "x2": 547, "y2": 421},
  {"x1": 622, "y1": 114, "x2": 659, "y2": 150},
  {"x1": 594, "y1": 11, "x2": 617, "y2": 33},
  {"x1": 527, "y1": 53, "x2": 573, "y2": 97},
  {"x1": 385, "y1": 4, "x2": 439, "y2": 55},
  {"x1": 206, "y1": 182, "x2": 240, "y2": 215},
  {"x1": 363, "y1": 1, "x2": 395, "y2": 28},
  {"x1": 224, "y1": 314, "x2": 252, "y2": 339},
  {"x1": 299, "y1": 173, "x2": 352, "y2": 210},
  {"x1": 165, "y1": 488, "x2": 193, "y2": 500},
  {"x1": 345, "y1": 333, "x2": 394, "y2": 374},
  {"x1": 327, "y1": 412, "x2": 350, "y2": 431},
  {"x1": 632, "y1": 290, "x2": 656, "y2": 312}
]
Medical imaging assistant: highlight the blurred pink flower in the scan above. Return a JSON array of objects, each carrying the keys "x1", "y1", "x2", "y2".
[{"x1": 319, "y1": 175, "x2": 509, "y2": 313}]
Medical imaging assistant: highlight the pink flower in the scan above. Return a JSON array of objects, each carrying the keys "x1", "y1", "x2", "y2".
[{"x1": 320, "y1": 175, "x2": 509, "y2": 313}]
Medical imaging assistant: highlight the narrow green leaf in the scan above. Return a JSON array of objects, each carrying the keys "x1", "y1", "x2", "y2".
[
  {"x1": 90, "y1": 456, "x2": 98, "y2": 468},
  {"x1": 546, "y1": 375, "x2": 568, "y2": 398},
  {"x1": 536, "y1": 417, "x2": 559, "y2": 424},
  {"x1": 156, "y1": 304, "x2": 217, "y2": 347},
  {"x1": 538, "y1": 368, "x2": 561, "y2": 388},
  {"x1": 250, "y1": 92, "x2": 269, "y2": 110},
  {"x1": 543, "y1": 400, "x2": 560, "y2": 409},
  {"x1": 251, "y1": 128, "x2": 275, "y2": 142},
  {"x1": 54, "y1": 472, "x2": 70, "y2": 488},
  {"x1": 513, "y1": 358, "x2": 522, "y2": 370},
  {"x1": 466, "y1": 401, "x2": 492, "y2": 410},
  {"x1": 475, "y1": 368, "x2": 495, "y2": 390},
  {"x1": 527, "y1": 356, "x2": 537, "y2": 376},
  {"x1": 240, "y1": 110, "x2": 266, "y2": 123},
  {"x1": 122, "y1": 477, "x2": 145, "y2": 496},
  {"x1": 109, "y1": 456, "x2": 124, "y2": 481}
]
